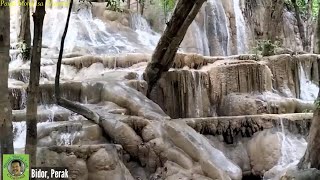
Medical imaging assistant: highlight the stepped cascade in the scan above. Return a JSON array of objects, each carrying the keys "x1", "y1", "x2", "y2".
[{"x1": 5, "y1": 0, "x2": 320, "y2": 179}]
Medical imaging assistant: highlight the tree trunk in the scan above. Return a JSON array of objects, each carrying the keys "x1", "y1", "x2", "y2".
[
  {"x1": 0, "y1": 1, "x2": 14, "y2": 178},
  {"x1": 18, "y1": 0, "x2": 31, "y2": 61},
  {"x1": 0, "y1": 0, "x2": 14, "y2": 153},
  {"x1": 140, "y1": 0, "x2": 145, "y2": 15},
  {"x1": 25, "y1": 0, "x2": 46, "y2": 167},
  {"x1": 304, "y1": 0, "x2": 313, "y2": 52},
  {"x1": 298, "y1": 83, "x2": 320, "y2": 169},
  {"x1": 298, "y1": 2, "x2": 320, "y2": 169},
  {"x1": 291, "y1": 0, "x2": 307, "y2": 51},
  {"x1": 314, "y1": 1, "x2": 320, "y2": 53},
  {"x1": 144, "y1": 0, "x2": 206, "y2": 97}
]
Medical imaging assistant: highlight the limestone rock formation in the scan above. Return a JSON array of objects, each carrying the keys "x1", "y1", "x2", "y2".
[
  {"x1": 247, "y1": 130, "x2": 282, "y2": 175},
  {"x1": 37, "y1": 145, "x2": 134, "y2": 180},
  {"x1": 9, "y1": 52, "x2": 317, "y2": 179}
]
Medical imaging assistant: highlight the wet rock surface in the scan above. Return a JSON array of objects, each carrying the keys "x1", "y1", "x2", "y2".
[
  {"x1": 280, "y1": 168, "x2": 320, "y2": 180},
  {"x1": 10, "y1": 53, "x2": 318, "y2": 180},
  {"x1": 8, "y1": 0, "x2": 320, "y2": 178}
]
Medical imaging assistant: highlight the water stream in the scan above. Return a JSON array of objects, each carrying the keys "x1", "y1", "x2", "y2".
[
  {"x1": 263, "y1": 119, "x2": 307, "y2": 180},
  {"x1": 233, "y1": 0, "x2": 247, "y2": 54},
  {"x1": 206, "y1": 0, "x2": 230, "y2": 56},
  {"x1": 299, "y1": 63, "x2": 319, "y2": 101}
]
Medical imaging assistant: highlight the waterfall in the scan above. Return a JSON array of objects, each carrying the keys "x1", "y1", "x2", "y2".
[
  {"x1": 44, "y1": 105, "x2": 60, "y2": 122},
  {"x1": 56, "y1": 132, "x2": 78, "y2": 146},
  {"x1": 299, "y1": 63, "x2": 318, "y2": 101},
  {"x1": 13, "y1": 122, "x2": 27, "y2": 150},
  {"x1": 194, "y1": 22, "x2": 210, "y2": 55},
  {"x1": 192, "y1": 71, "x2": 201, "y2": 117},
  {"x1": 42, "y1": 8, "x2": 133, "y2": 54},
  {"x1": 36, "y1": 6, "x2": 160, "y2": 55},
  {"x1": 277, "y1": 119, "x2": 296, "y2": 166},
  {"x1": 233, "y1": 0, "x2": 247, "y2": 54},
  {"x1": 129, "y1": 13, "x2": 152, "y2": 32},
  {"x1": 263, "y1": 119, "x2": 307, "y2": 180},
  {"x1": 202, "y1": 11, "x2": 210, "y2": 56},
  {"x1": 129, "y1": 12, "x2": 160, "y2": 50},
  {"x1": 206, "y1": 0, "x2": 230, "y2": 56}
]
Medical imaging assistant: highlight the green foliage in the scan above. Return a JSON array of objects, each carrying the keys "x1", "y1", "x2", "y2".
[
  {"x1": 312, "y1": 0, "x2": 319, "y2": 17},
  {"x1": 17, "y1": 41, "x2": 30, "y2": 61},
  {"x1": 314, "y1": 99, "x2": 320, "y2": 108},
  {"x1": 161, "y1": 0, "x2": 175, "y2": 11},
  {"x1": 252, "y1": 39, "x2": 281, "y2": 57},
  {"x1": 285, "y1": 0, "x2": 319, "y2": 18},
  {"x1": 302, "y1": 109, "x2": 313, "y2": 113},
  {"x1": 105, "y1": 0, "x2": 125, "y2": 12},
  {"x1": 160, "y1": 0, "x2": 176, "y2": 21}
]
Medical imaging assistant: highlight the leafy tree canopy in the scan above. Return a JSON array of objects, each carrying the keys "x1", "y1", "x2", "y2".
[{"x1": 285, "y1": 0, "x2": 319, "y2": 18}]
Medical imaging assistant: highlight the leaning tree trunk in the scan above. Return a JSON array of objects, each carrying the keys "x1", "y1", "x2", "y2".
[
  {"x1": 298, "y1": 87, "x2": 320, "y2": 169},
  {"x1": 25, "y1": 0, "x2": 46, "y2": 167},
  {"x1": 298, "y1": 2, "x2": 320, "y2": 169},
  {"x1": 18, "y1": 0, "x2": 31, "y2": 61},
  {"x1": 0, "y1": 1, "x2": 14, "y2": 177},
  {"x1": 144, "y1": 0, "x2": 206, "y2": 97}
]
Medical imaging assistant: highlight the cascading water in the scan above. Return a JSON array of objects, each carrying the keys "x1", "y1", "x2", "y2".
[
  {"x1": 55, "y1": 130, "x2": 79, "y2": 146},
  {"x1": 206, "y1": 0, "x2": 230, "y2": 56},
  {"x1": 299, "y1": 63, "x2": 319, "y2": 101},
  {"x1": 128, "y1": 12, "x2": 160, "y2": 51},
  {"x1": 43, "y1": 9, "x2": 131, "y2": 54},
  {"x1": 192, "y1": 71, "x2": 203, "y2": 117},
  {"x1": 13, "y1": 122, "x2": 27, "y2": 150},
  {"x1": 44, "y1": 105, "x2": 60, "y2": 122},
  {"x1": 202, "y1": 11, "x2": 210, "y2": 56},
  {"x1": 233, "y1": 0, "x2": 247, "y2": 54},
  {"x1": 263, "y1": 119, "x2": 307, "y2": 180},
  {"x1": 187, "y1": 22, "x2": 210, "y2": 56},
  {"x1": 40, "y1": 6, "x2": 160, "y2": 56}
]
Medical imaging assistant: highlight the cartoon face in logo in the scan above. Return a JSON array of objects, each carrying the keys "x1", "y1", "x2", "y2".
[{"x1": 9, "y1": 159, "x2": 25, "y2": 177}]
